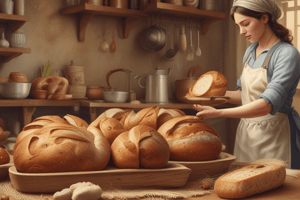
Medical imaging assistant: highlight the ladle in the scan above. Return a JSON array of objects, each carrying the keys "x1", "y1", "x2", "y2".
[
  {"x1": 173, "y1": 23, "x2": 180, "y2": 54},
  {"x1": 195, "y1": 25, "x2": 201, "y2": 57},
  {"x1": 164, "y1": 24, "x2": 177, "y2": 59},
  {"x1": 110, "y1": 29, "x2": 116, "y2": 53}
]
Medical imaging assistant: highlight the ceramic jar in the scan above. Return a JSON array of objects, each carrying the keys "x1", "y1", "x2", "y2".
[
  {"x1": 66, "y1": 0, "x2": 81, "y2": 6},
  {"x1": 10, "y1": 30, "x2": 26, "y2": 48},
  {"x1": 0, "y1": 0, "x2": 13, "y2": 14},
  {"x1": 0, "y1": 31, "x2": 9, "y2": 48},
  {"x1": 202, "y1": 0, "x2": 216, "y2": 11},
  {"x1": 14, "y1": 0, "x2": 24, "y2": 15},
  {"x1": 109, "y1": 0, "x2": 128, "y2": 8},
  {"x1": 86, "y1": 86, "x2": 104, "y2": 100}
]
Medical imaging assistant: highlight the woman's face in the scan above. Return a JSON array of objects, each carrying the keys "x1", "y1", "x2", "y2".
[{"x1": 234, "y1": 12, "x2": 267, "y2": 43}]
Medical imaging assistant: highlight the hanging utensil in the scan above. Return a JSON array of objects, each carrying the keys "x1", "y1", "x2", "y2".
[
  {"x1": 195, "y1": 25, "x2": 201, "y2": 57},
  {"x1": 186, "y1": 24, "x2": 194, "y2": 61},
  {"x1": 100, "y1": 17, "x2": 109, "y2": 52},
  {"x1": 110, "y1": 29, "x2": 116, "y2": 53},
  {"x1": 173, "y1": 22, "x2": 180, "y2": 54},
  {"x1": 165, "y1": 24, "x2": 177, "y2": 59},
  {"x1": 179, "y1": 25, "x2": 187, "y2": 52}
]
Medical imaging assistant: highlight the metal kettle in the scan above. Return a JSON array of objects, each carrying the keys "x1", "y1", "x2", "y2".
[{"x1": 135, "y1": 67, "x2": 171, "y2": 104}]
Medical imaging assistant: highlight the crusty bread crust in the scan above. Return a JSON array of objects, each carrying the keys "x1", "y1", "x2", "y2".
[
  {"x1": 157, "y1": 116, "x2": 222, "y2": 161},
  {"x1": 111, "y1": 125, "x2": 170, "y2": 169},
  {"x1": 189, "y1": 71, "x2": 227, "y2": 97},
  {"x1": 214, "y1": 159, "x2": 286, "y2": 199},
  {"x1": 13, "y1": 123, "x2": 111, "y2": 173}
]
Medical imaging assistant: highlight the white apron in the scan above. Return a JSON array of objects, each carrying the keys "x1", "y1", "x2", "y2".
[{"x1": 234, "y1": 45, "x2": 291, "y2": 168}]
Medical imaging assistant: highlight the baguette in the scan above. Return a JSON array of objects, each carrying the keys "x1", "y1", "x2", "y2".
[
  {"x1": 214, "y1": 159, "x2": 286, "y2": 199},
  {"x1": 189, "y1": 71, "x2": 227, "y2": 97}
]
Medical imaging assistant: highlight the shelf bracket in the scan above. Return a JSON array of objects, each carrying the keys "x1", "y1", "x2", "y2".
[
  {"x1": 3, "y1": 53, "x2": 22, "y2": 63},
  {"x1": 122, "y1": 16, "x2": 141, "y2": 39},
  {"x1": 9, "y1": 21, "x2": 26, "y2": 33},
  {"x1": 201, "y1": 18, "x2": 219, "y2": 35},
  {"x1": 78, "y1": 12, "x2": 94, "y2": 42}
]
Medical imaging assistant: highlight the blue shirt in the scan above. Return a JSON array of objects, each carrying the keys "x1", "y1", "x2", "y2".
[{"x1": 237, "y1": 41, "x2": 300, "y2": 115}]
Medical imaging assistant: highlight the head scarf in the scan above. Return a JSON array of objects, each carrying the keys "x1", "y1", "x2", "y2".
[{"x1": 232, "y1": 0, "x2": 282, "y2": 21}]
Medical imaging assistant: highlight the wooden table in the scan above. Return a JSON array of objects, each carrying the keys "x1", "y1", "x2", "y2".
[{"x1": 0, "y1": 99, "x2": 81, "y2": 127}]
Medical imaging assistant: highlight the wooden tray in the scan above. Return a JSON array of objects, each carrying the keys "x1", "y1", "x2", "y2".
[
  {"x1": 185, "y1": 96, "x2": 230, "y2": 106},
  {"x1": 169, "y1": 152, "x2": 236, "y2": 181},
  {"x1": 0, "y1": 154, "x2": 13, "y2": 180},
  {"x1": 9, "y1": 163, "x2": 191, "y2": 193}
]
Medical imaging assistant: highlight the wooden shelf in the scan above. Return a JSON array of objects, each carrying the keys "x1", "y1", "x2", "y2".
[
  {"x1": 142, "y1": 2, "x2": 226, "y2": 35},
  {"x1": 0, "y1": 47, "x2": 31, "y2": 63},
  {"x1": 0, "y1": 13, "x2": 30, "y2": 33},
  {"x1": 61, "y1": 3, "x2": 147, "y2": 42}
]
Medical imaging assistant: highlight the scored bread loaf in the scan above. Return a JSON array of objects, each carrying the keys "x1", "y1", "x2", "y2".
[
  {"x1": 88, "y1": 117, "x2": 125, "y2": 145},
  {"x1": 157, "y1": 115, "x2": 222, "y2": 161},
  {"x1": 189, "y1": 71, "x2": 227, "y2": 97},
  {"x1": 13, "y1": 123, "x2": 111, "y2": 173},
  {"x1": 214, "y1": 159, "x2": 286, "y2": 199},
  {"x1": 123, "y1": 106, "x2": 160, "y2": 131},
  {"x1": 157, "y1": 108, "x2": 186, "y2": 129},
  {"x1": 96, "y1": 108, "x2": 132, "y2": 125},
  {"x1": 64, "y1": 114, "x2": 89, "y2": 129},
  {"x1": 14, "y1": 115, "x2": 69, "y2": 152},
  {"x1": 111, "y1": 125, "x2": 170, "y2": 169}
]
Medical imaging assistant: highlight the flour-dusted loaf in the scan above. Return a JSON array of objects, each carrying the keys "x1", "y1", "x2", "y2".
[
  {"x1": 157, "y1": 115, "x2": 222, "y2": 161},
  {"x1": 111, "y1": 125, "x2": 170, "y2": 169},
  {"x1": 189, "y1": 71, "x2": 227, "y2": 97},
  {"x1": 214, "y1": 159, "x2": 286, "y2": 199},
  {"x1": 13, "y1": 123, "x2": 111, "y2": 173}
]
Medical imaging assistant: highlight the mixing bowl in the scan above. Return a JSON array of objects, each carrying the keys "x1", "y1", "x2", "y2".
[
  {"x1": 103, "y1": 91, "x2": 129, "y2": 103},
  {"x1": 0, "y1": 82, "x2": 31, "y2": 99}
]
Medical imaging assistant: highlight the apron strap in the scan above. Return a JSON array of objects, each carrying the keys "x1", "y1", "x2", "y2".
[
  {"x1": 262, "y1": 42, "x2": 282, "y2": 69},
  {"x1": 288, "y1": 107, "x2": 300, "y2": 152}
]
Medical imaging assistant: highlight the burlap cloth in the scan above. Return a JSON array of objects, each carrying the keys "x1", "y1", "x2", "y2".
[{"x1": 0, "y1": 176, "x2": 218, "y2": 200}]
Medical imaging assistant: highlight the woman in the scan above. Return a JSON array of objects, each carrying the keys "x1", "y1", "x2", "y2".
[{"x1": 193, "y1": 0, "x2": 300, "y2": 169}]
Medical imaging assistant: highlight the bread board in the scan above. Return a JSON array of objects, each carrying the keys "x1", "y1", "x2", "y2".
[
  {"x1": 9, "y1": 163, "x2": 191, "y2": 193},
  {"x1": 169, "y1": 152, "x2": 236, "y2": 181},
  {"x1": 185, "y1": 96, "x2": 230, "y2": 106},
  {"x1": 0, "y1": 154, "x2": 13, "y2": 180}
]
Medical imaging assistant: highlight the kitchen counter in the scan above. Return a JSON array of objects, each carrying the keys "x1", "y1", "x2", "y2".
[{"x1": 0, "y1": 162, "x2": 299, "y2": 200}]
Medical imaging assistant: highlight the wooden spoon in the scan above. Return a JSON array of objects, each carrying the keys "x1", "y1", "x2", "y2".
[{"x1": 110, "y1": 30, "x2": 116, "y2": 53}]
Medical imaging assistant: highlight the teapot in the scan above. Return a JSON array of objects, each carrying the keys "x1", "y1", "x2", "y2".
[{"x1": 135, "y1": 67, "x2": 171, "y2": 104}]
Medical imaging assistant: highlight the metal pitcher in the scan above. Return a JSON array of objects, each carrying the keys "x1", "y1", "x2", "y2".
[{"x1": 135, "y1": 68, "x2": 171, "y2": 104}]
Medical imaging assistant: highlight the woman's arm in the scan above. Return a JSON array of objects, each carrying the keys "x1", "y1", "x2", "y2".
[
  {"x1": 225, "y1": 90, "x2": 242, "y2": 105},
  {"x1": 193, "y1": 98, "x2": 272, "y2": 119}
]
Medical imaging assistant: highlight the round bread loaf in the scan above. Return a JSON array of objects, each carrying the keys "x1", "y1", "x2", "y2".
[
  {"x1": 123, "y1": 106, "x2": 159, "y2": 131},
  {"x1": 13, "y1": 123, "x2": 111, "y2": 173},
  {"x1": 111, "y1": 125, "x2": 170, "y2": 169},
  {"x1": 88, "y1": 117, "x2": 125, "y2": 145},
  {"x1": 64, "y1": 114, "x2": 89, "y2": 129},
  {"x1": 14, "y1": 115, "x2": 69, "y2": 152},
  {"x1": 157, "y1": 116, "x2": 222, "y2": 161},
  {"x1": 0, "y1": 147, "x2": 10, "y2": 165},
  {"x1": 157, "y1": 108, "x2": 186, "y2": 129},
  {"x1": 189, "y1": 71, "x2": 227, "y2": 97},
  {"x1": 96, "y1": 108, "x2": 132, "y2": 125}
]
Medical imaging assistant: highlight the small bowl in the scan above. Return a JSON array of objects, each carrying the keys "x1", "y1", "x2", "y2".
[
  {"x1": 0, "y1": 82, "x2": 31, "y2": 99},
  {"x1": 103, "y1": 91, "x2": 129, "y2": 103}
]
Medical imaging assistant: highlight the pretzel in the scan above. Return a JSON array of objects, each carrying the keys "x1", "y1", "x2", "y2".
[{"x1": 31, "y1": 76, "x2": 69, "y2": 99}]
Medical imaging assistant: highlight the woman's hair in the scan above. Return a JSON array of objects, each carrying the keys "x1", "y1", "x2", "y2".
[{"x1": 230, "y1": 6, "x2": 293, "y2": 45}]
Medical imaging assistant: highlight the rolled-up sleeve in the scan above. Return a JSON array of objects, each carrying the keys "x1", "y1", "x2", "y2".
[{"x1": 260, "y1": 46, "x2": 300, "y2": 115}]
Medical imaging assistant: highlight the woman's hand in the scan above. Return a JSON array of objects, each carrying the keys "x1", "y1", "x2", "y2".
[{"x1": 192, "y1": 104, "x2": 221, "y2": 119}]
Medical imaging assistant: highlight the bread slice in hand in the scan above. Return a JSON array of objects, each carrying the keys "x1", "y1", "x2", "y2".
[
  {"x1": 189, "y1": 71, "x2": 227, "y2": 97},
  {"x1": 214, "y1": 159, "x2": 286, "y2": 199}
]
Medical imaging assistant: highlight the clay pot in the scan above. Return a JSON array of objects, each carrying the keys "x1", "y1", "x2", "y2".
[
  {"x1": 14, "y1": 0, "x2": 24, "y2": 15},
  {"x1": 109, "y1": 0, "x2": 128, "y2": 8},
  {"x1": 67, "y1": 85, "x2": 87, "y2": 98},
  {"x1": 86, "y1": 86, "x2": 104, "y2": 100},
  {"x1": 64, "y1": 65, "x2": 85, "y2": 85}
]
